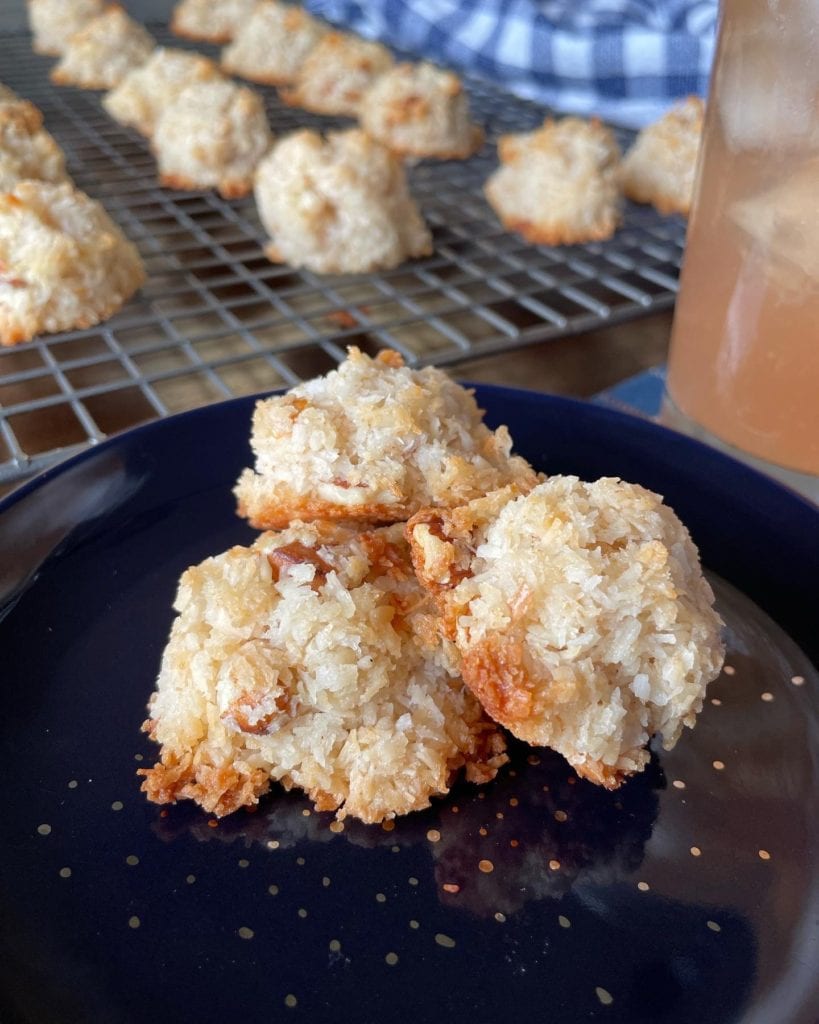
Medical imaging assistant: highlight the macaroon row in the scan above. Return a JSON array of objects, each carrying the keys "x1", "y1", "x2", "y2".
[
  {"x1": 33, "y1": 1, "x2": 705, "y2": 247},
  {"x1": 2, "y1": 1, "x2": 704, "y2": 347},
  {"x1": 26, "y1": 3, "x2": 481, "y2": 275}
]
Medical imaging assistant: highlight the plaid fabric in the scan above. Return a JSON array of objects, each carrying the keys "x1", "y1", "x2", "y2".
[{"x1": 304, "y1": 0, "x2": 718, "y2": 126}]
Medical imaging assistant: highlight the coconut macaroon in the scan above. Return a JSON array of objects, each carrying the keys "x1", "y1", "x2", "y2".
[
  {"x1": 280, "y1": 32, "x2": 394, "y2": 117},
  {"x1": 254, "y1": 128, "x2": 432, "y2": 275},
  {"x1": 27, "y1": 0, "x2": 107, "y2": 57},
  {"x1": 0, "y1": 101, "x2": 69, "y2": 190},
  {"x1": 360, "y1": 62, "x2": 484, "y2": 160},
  {"x1": 139, "y1": 522, "x2": 508, "y2": 823},
  {"x1": 221, "y1": 1, "x2": 328, "y2": 86},
  {"x1": 407, "y1": 477, "x2": 725, "y2": 788},
  {"x1": 621, "y1": 96, "x2": 705, "y2": 217},
  {"x1": 103, "y1": 47, "x2": 223, "y2": 137},
  {"x1": 485, "y1": 117, "x2": 621, "y2": 246},
  {"x1": 170, "y1": 0, "x2": 258, "y2": 43},
  {"x1": 235, "y1": 347, "x2": 537, "y2": 529},
  {"x1": 0, "y1": 85, "x2": 18, "y2": 104},
  {"x1": 153, "y1": 78, "x2": 272, "y2": 199},
  {"x1": 51, "y1": 6, "x2": 155, "y2": 90},
  {"x1": 0, "y1": 180, "x2": 145, "y2": 346}
]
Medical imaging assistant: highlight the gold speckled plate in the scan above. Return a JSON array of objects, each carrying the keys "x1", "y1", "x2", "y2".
[{"x1": 1, "y1": 388, "x2": 817, "y2": 1024}]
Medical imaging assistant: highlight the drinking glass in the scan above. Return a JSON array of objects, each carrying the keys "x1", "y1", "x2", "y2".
[{"x1": 662, "y1": 0, "x2": 819, "y2": 501}]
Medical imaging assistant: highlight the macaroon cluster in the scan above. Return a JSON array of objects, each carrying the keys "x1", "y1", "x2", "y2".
[{"x1": 141, "y1": 348, "x2": 724, "y2": 824}]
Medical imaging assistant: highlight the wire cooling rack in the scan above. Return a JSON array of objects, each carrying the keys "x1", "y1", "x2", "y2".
[{"x1": 0, "y1": 28, "x2": 685, "y2": 485}]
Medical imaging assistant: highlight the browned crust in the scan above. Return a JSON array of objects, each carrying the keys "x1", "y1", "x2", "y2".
[
  {"x1": 307, "y1": 787, "x2": 344, "y2": 813},
  {"x1": 263, "y1": 241, "x2": 283, "y2": 263},
  {"x1": 486, "y1": 203, "x2": 620, "y2": 246},
  {"x1": 622, "y1": 182, "x2": 690, "y2": 218},
  {"x1": 158, "y1": 171, "x2": 209, "y2": 193},
  {"x1": 138, "y1": 747, "x2": 272, "y2": 817},
  {"x1": 169, "y1": 17, "x2": 233, "y2": 44},
  {"x1": 0, "y1": 278, "x2": 145, "y2": 347},
  {"x1": 139, "y1": 733, "x2": 506, "y2": 822},
  {"x1": 460, "y1": 635, "x2": 631, "y2": 791},
  {"x1": 462, "y1": 721, "x2": 509, "y2": 784},
  {"x1": 385, "y1": 92, "x2": 430, "y2": 124},
  {"x1": 405, "y1": 508, "x2": 471, "y2": 600},
  {"x1": 375, "y1": 348, "x2": 404, "y2": 368},
  {"x1": 0, "y1": 320, "x2": 34, "y2": 347},
  {"x1": 217, "y1": 176, "x2": 253, "y2": 200},
  {"x1": 277, "y1": 86, "x2": 306, "y2": 109},
  {"x1": 0, "y1": 312, "x2": 108, "y2": 348},
  {"x1": 50, "y1": 66, "x2": 116, "y2": 90},
  {"x1": 221, "y1": 61, "x2": 297, "y2": 87},
  {"x1": 460, "y1": 635, "x2": 535, "y2": 726},
  {"x1": 359, "y1": 529, "x2": 411, "y2": 582},
  {"x1": 572, "y1": 758, "x2": 627, "y2": 789},
  {"x1": 158, "y1": 170, "x2": 251, "y2": 199},
  {"x1": 237, "y1": 490, "x2": 409, "y2": 530}
]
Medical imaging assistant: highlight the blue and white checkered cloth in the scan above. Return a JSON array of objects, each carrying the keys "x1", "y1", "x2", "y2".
[{"x1": 305, "y1": 0, "x2": 718, "y2": 127}]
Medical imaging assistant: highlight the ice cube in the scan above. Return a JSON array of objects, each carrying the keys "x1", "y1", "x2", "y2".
[
  {"x1": 730, "y1": 158, "x2": 819, "y2": 293},
  {"x1": 717, "y1": 15, "x2": 819, "y2": 151}
]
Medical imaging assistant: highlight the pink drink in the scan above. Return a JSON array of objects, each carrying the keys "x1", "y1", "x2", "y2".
[{"x1": 666, "y1": 0, "x2": 819, "y2": 479}]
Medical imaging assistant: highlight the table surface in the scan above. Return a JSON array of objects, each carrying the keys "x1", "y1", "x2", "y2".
[{"x1": 455, "y1": 311, "x2": 671, "y2": 394}]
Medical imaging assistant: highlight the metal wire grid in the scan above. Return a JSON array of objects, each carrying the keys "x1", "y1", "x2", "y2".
[{"x1": 0, "y1": 28, "x2": 685, "y2": 485}]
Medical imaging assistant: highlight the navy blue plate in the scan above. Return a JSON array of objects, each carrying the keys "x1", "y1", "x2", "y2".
[{"x1": 1, "y1": 388, "x2": 817, "y2": 1024}]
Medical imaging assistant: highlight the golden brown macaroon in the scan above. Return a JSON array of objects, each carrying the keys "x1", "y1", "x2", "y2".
[
  {"x1": 253, "y1": 127, "x2": 432, "y2": 274},
  {"x1": 359, "y1": 61, "x2": 483, "y2": 160},
  {"x1": 27, "y1": 0, "x2": 107, "y2": 57},
  {"x1": 139, "y1": 522, "x2": 507, "y2": 823},
  {"x1": 103, "y1": 47, "x2": 223, "y2": 137},
  {"x1": 0, "y1": 180, "x2": 145, "y2": 346},
  {"x1": 407, "y1": 477, "x2": 725, "y2": 788},
  {"x1": 621, "y1": 96, "x2": 704, "y2": 217},
  {"x1": 50, "y1": 6, "x2": 155, "y2": 90},
  {"x1": 279, "y1": 31, "x2": 394, "y2": 117},
  {"x1": 221, "y1": 1, "x2": 328, "y2": 86},
  {"x1": 0, "y1": 100, "x2": 69, "y2": 190},
  {"x1": 153, "y1": 78, "x2": 272, "y2": 199},
  {"x1": 234, "y1": 346, "x2": 538, "y2": 529},
  {"x1": 484, "y1": 117, "x2": 621, "y2": 245},
  {"x1": 170, "y1": 0, "x2": 258, "y2": 43}
]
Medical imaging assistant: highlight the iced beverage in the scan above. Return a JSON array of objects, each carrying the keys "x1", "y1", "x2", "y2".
[{"x1": 666, "y1": 0, "x2": 819, "y2": 482}]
